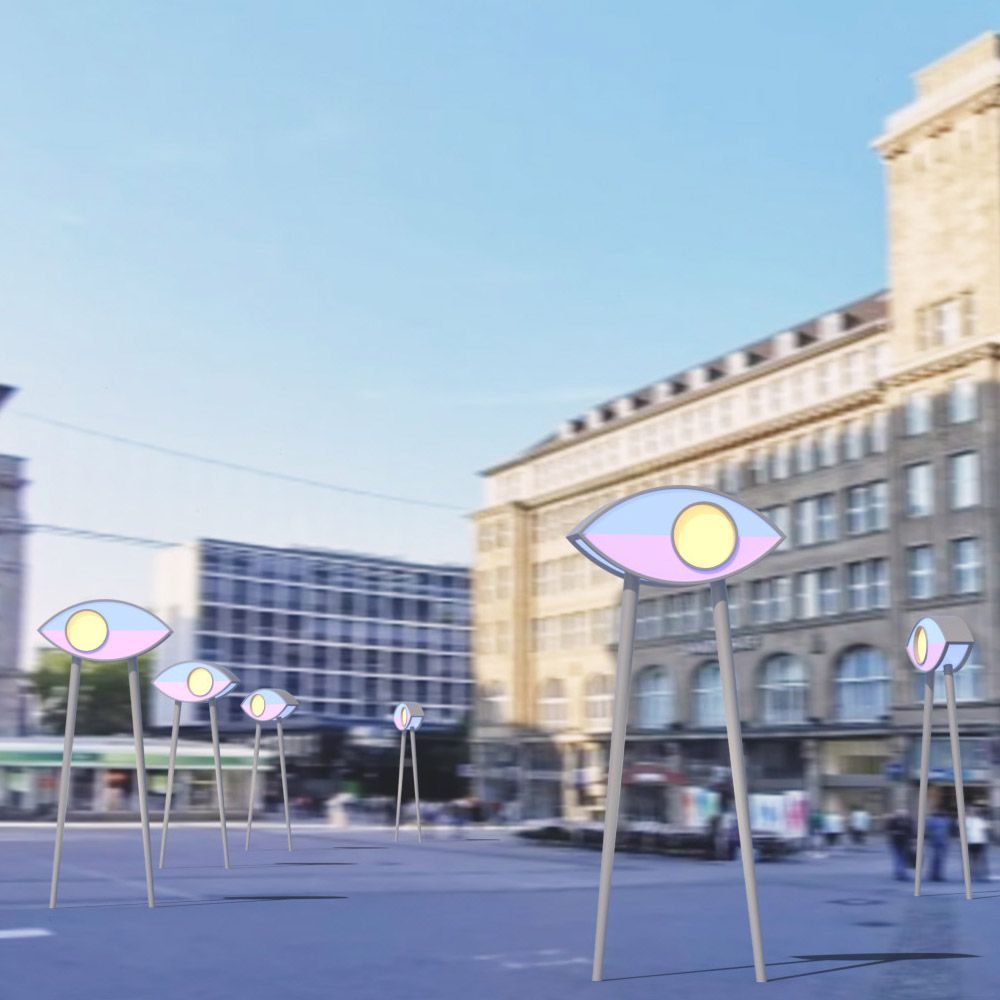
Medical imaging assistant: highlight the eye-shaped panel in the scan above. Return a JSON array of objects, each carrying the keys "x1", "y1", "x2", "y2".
[
  {"x1": 906, "y1": 615, "x2": 974, "y2": 673},
  {"x1": 153, "y1": 662, "x2": 238, "y2": 703},
  {"x1": 393, "y1": 702, "x2": 424, "y2": 732},
  {"x1": 39, "y1": 600, "x2": 171, "y2": 662},
  {"x1": 567, "y1": 487, "x2": 784, "y2": 586},
  {"x1": 241, "y1": 688, "x2": 299, "y2": 722}
]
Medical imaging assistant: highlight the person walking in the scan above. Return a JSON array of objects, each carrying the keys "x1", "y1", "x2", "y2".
[
  {"x1": 966, "y1": 807, "x2": 990, "y2": 881},
  {"x1": 926, "y1": 807, "x2": 949, "y2": 882},
  {"x1": 849, "y1": 805, "x2": 871, "y2": 846},
  {"x1": 886, "y1": 808, "x2": 912, "y2": 881}
]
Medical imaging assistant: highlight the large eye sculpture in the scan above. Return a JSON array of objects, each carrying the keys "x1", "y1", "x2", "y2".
[
  {"x1": 392, "y1": 704, "x2": 425, "y2": 844},
  {"x1": 40, "y1": 600, "x2": 171, "y2": 661},
  {"x1": 241, "y1": 689, "x2": 299, "y2": 852},
  {"x1": 40, "y1": 600, "x2": 172, "y2": 910},
  {"x1": 569, "y1": 487, "x2": 781, "y2": 985},
  {"x1": 568, "y1": 487, "x2": 783, "y2": 586},
  {"x1": 907, "y1": 615, "x2": 975, "y2": 901},
  {"x1": 153, "y1": 663, "x2": 239, "y2": 871}
]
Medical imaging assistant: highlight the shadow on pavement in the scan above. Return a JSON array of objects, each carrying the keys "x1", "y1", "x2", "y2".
[{"x1": 606, "y1": 952, "x2": 977, "y2": 984}]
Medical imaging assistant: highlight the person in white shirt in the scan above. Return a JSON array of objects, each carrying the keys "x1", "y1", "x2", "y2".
[{"x1": 965, "y1": 807, "x2": 990, "y2": 881}]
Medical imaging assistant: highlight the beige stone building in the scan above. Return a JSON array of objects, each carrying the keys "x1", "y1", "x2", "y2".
[{"x1": 472, "y1": 33, "x2": 1000, "y2": 824}]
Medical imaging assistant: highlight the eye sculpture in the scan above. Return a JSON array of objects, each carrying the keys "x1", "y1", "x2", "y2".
[
  {"x1": 392, "y1": 704, "x2": 425, "y2": 843},
  {"x1": 241, "y1": 689, "x2": 299, "y2": 852},
  {"x1": 907, "y1": 616, "x2": 975, "y2": 901},
  {"x1": 39, "y1": 600, "x2": 172, "y2": 910},
  {"x1": 569, "y1": 487, "x2": 782, "y2": 985},
  {"x1": 153, "y1": 663, "x2": 239, "y2": 871}
]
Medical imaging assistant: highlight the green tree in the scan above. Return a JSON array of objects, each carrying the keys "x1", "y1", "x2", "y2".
[{"x1": 30, "y1": 649, "x2": 155, "y2": 735}]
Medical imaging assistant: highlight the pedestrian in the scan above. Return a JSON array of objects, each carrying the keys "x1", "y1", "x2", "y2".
[
  {"x1": 825, "y1": 808, "x2": 845, "y2": 848},
  {"x1": 926, "y1": 807, "x2": 949, "y2": 881},
  {"x1": 966, "y1": 807, "x2": 990, "y2": 881},
  {"x1": 886, "y1": 808, "x2": 912, "y2": 881},
  {"x1": 849, "y1": 805, "x2": 871, "y2": 846}
]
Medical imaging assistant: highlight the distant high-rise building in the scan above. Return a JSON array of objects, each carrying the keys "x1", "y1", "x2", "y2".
[
  {"x1": 472, "y1": 34, "x2": 1000, "y2": 822},
  {"x1": 152, "y1": 538, "x2": 473, "y2": 733},
  {"x1": 0, "y1": 385, "x2": 26, "y2": 737}
]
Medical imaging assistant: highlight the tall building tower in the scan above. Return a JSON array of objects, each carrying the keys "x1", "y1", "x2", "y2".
[{"x1": 0, "y1": 385, "x2": 27, "y2": 736}]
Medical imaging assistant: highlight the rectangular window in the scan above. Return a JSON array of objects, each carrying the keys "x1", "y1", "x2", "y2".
[
  {"x1": 751, "y1": 580, "x2": 771, "y2": 625},
  {"x1": 774, "y1": 577, "x2": 792, "y2": 622},
  {"x1": 870, "y1": 411, "x2": 888, "y2": 453},
  {"x1": 846, "y1": 481, "x2": 888, "y2": 535},
  {"x1": 948, "y1": 451, "x2": 980, "y2": 510},
  {"x1": 796, "y1": 571, "x2": 819, "y2": 619},
  {"x1": 817, "y1": 494, "x2": 837, "y2": 542},
  {"x1": 948, "y1": 379, "x2": 977, "y2": 423},
  {"x1": 844, "y1": 420, "x2": 865, "y2": 461},
  {"x1": 905, "y1": 392, "x2": 933, "y2": 436},
  {"x1": 905, "y1": 463, "x2": 934, "y2": 517},
  {"x1": 820, "y1": 427, "x2": 838, "y2": 467},
  {"x1": 906, "y1": 545, "x2": 935, "y2": 600},
  {"x1": 847, "y1": 562, "x2": 867, "y2": 611},
  {"x1": 951, "y1": 538, "x2": 982, "y2": 594},
  {"x1": 819, "y1": 568, "x2": 839, "y2": 615},
  {"x1": 796, "y1": 436, "x2": 816, "y2": 474},
  {"x1": 763, "y1": 505, "x2": 791, "y2": 550},
  {"x1": 771, "y1": 445, "x2": 790, "y2": 481},
  {"x1": 795, "y1": 497, "x2": 816, "y2": 547}
]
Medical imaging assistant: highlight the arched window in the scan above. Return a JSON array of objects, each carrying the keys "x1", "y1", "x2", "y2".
[
  {"x1": 537, "y1": 678, "x2": 568, "y2": 727},
  {"x1": 631, "y1": 666, "x2": 674, "y2": 729},
  {"x1": 758, "y1": 654, "x2": 807, "y2": 724},
  {"x1": 835, "y1": 647, "x2": 889, "y2": 721},
  {"x1": 584, "y1": 674, "x2": 614, "y2": 725},
  {"x1": 692, "y1": 661, "x2": 723, "y2": 727},
  {"x1": 913, "y1": 649, "x2": 985, "y2": 704}
]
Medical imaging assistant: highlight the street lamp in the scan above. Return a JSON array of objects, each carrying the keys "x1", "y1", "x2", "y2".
[
  {"x1": 393, "y1": 702, "x2": 425, "y2": 843},
  {"x1": 568, "y1": 486, "x2": 783, "y2": 983}
]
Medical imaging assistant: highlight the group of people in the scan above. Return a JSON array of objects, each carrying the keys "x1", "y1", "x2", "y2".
[{"x1": 886, "y1": 804, "x2": 993, "y2": 882}]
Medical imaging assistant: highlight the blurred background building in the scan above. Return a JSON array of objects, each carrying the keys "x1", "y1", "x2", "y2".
[
  {"x1": 153, "y1": 538, "x2": 473, "y2": 731},
  {"x1": 0, "y1": 385, "x2": 27, "y2": 738},
  {"x1": 472, "y1": 33, "x2": 1000, "y2": 825}
]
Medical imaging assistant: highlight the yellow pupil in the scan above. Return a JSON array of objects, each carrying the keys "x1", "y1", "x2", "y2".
[
  {"x1": 187, "y1": 667, "x2": 214, "y2": 697},
  {"x1": 250, "y1": 694, "x2": 265, "y2": 717},
  {"x1": 65, "y1": 610, "x2": 109, "y2": 653},
  {"x1": 915, "y1": 626, "x2": 928, "y2": 665},
  {"x1": 672, "y1": 502, "x2": 738, "y2": 570}
]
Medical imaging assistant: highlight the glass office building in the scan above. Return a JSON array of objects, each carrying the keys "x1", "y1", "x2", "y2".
[{"x1": 152, "y1": 538, "x2": 472, "y2": 731}]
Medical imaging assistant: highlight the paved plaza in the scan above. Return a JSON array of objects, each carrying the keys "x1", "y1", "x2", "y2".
[{"x1": 0, "y1": 824, "x2": 997, "y2": 999}]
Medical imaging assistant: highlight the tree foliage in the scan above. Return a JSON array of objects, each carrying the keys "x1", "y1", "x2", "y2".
[{"x1": 29, "y1": 649, "x2": 154, "y2": 736}]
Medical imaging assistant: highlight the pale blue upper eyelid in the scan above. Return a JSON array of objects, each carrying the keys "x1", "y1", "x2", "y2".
[{"x1": 583, "y1": 489, "x2": 772, "y2": 537}]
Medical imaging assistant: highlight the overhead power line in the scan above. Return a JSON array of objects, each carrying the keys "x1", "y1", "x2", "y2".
[
  {"x1": 14, "y1": 411, "x2": 469, "y2": 513},
  {"x1": 0, "y1": 519, "x2": 176, "y2": 549}
]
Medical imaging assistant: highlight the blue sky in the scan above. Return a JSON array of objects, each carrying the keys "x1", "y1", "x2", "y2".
[{"x1": 1, "y1": 3, "x2": 996, "y2": 663}]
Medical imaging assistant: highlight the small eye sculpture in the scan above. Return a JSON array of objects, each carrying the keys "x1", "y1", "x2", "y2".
[
  {"x1": 906, "y1": 616, "x2": 975, "y2": 900},
  {"x1": 40, "y1": 600, "x2": 172, "y2": 909},
  {"x1": 152, "y1": 662, "x2": 238, "y2": 869},
  {"x1": 241, "y1": 689, "x2": 299, "y2": 851},
  {"x1": 392, "y1": 703, "x2": 425, "y2": 843},
  {"x1": 568, "y1": 487, "x2": 784, "y2": 984}
]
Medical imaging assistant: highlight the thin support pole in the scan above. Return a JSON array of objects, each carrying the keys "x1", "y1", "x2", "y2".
[
  {"x1": 914, "y1": 671, "x2": 934, "y2": 896},
  {"x1": 277, "y1": 720, "x2": 292, "y2": 851},
  {"x1": 159, "y1": 700, "x2": 181, "y2": 868},
  {"x1": 49, "y1": 656, "x2": 82, "y2": 909},
  {"x1": 209, "y1": 700, "x2": 230, "y2": 868},
  {"x1": 394, "y1": 730, "x2": 406, "y2": 842},
  {"x1": 711, "y1": 578, "x2": 765, "y2": 983},
  {"x1": 592, "y1": 573, "x2": 639, "y2": 983},
  {"x1": 944, "y1": 666, "x2": 972, "y2": 900},
  {"x1": 245, "y1": 723, "x2": 261, "y2": 850},
  {"x1": 410, "y1": 730, "x2": 422, "y2": 844},
  {"x1": 127, "y1": 656, "x2": 155, "y2": 908}
]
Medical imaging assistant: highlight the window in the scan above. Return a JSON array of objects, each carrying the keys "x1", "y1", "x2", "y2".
[
  {"x1": 916, "y1": 650, "x2": 984, "y2": 703},
  {"x1": 763, "y1": 505, "x2": 791, "y2": 550},
  {"x1": 537, "y1": 679, "x2": 567, "y2": 727},
  {"x1": 751, "y1": 579, "x2": 772, "y2": 624},
  {"x1": 774, "y1": 577, "x2": 792, "y2": 622},
  {"x1": 846, "y1": 559, "x2": 888, "y2": 611},
  {"x1": 751, "y1": 450, "x2": 768, "y2": 485},
  {"x1": 817, "y1": 494, "x2": 837, "y2": 541},
  {"x1": 632, "y1": 666, "x2": 674, "y2": 728},
  {"x1": 905, "y1": 463, "x2": 934, "y2": 517},
  {"x1": 846, "y1": 481, "x2": 888, "y2": 535},
  {"x1": 759, "y1": 655, "x2": 807, "y2": 725},
  {"x1": 820, "y1": 427, "x2": 838, "y2": 467},
  {"x1": 933, "y1": 299, "x2": 961, "y2": 345},
  {"x1": 906, "y1": 545, "x2": 935, "y2": 599},
  {"x1": 819, "y1": 568, "x2": 839, "y2": 615},
  {"x1": 870, "y1": 411, "x2": 888, "y2": 453},
  {"x1": 844, "y1": 420, "x2": 865, "y2": 461},
  {"x1": 692, "y1": 661, "x2": 723, "y2": 727},
  {"x1": 796, "y1": 571, "x2": 819, "y2": 619},
  {"x1": 584, "y1": 674, "x2": 613, "y2": 724},
  {"x1": 905, "y1": 392, "x2": 933, "y2": 435},
  {"x1": 771, "y1": 444, "x2": 790, "y2": 480},
  {"x1": 795, "y1": 498, "x2": 816, "y2": 547},
  {"x1": 796, "y1": 436, "x2": 816, "y2": 474},
  {"x1": 949, "y1": 452, "x2": 980, "y2": 509},
  {"x1": 835, "y1": 647, "x2": 889, "y2": 722},
  {"x1": 795, "y1": 494, "x2": 836, "y2": 545},
  {"x1": 948, "y1": 379, "x2": 977, "y2": 423},
  {"x1": 951, "y1": 538, "x2": 982, "y2": 594}
]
